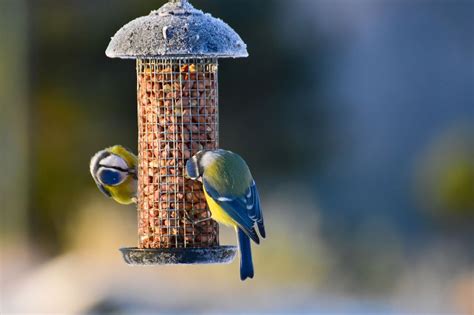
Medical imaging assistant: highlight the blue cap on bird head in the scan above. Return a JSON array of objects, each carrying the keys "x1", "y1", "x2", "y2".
[
  {"x1": 98, "y1": 167, "x2": 127, "y2": 186},
  {"x1": 186, "y1": 150, "x2": 207, "y2": 180},
  {"x1": 186, "y1": 155, "x2": 200, "y2": 180}
]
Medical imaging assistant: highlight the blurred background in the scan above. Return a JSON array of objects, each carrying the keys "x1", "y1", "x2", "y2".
[{"x1": 1, "y1": 0, "x2": 473, "y2": 314}]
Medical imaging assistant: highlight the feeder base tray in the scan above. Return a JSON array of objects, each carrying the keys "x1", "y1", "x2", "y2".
[{"x1": 120, "y1": 246, "x2": 237, "y2": 265}]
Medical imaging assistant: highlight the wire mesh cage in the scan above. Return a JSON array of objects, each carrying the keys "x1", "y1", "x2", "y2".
[
  {"x1": 106, "y1": 0, "x2": 248, "y2": 265},
  {"x1": 137, "y1": 58, "x2": 219, "y2": 249}
]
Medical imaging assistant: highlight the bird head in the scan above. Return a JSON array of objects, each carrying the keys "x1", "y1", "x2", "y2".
[
  {"x1": 185, "y1": 149, "x2": 227, "y2": 180},
  {"x1": 185, "y1": 150, "x2": 206, "y2": 180},
  {"x1": 90, "y1": 145, "x2": 137, "y2": 203}
]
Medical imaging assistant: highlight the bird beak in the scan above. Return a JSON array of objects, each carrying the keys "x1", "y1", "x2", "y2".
[{"x1": 128, "y1": 169, "x2": 138, "y2": 180}]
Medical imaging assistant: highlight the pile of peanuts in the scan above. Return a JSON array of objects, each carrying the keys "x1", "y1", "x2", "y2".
[{"x1": 137, "y1": 59, "x2": 219, "y2": 249}]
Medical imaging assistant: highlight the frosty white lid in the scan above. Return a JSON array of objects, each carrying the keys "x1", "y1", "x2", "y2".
[{"x1": 106, "y1": 0, "x2": 248, "y2": 59}]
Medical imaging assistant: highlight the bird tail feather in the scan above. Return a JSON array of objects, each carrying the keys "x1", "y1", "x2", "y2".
[{"x1": 237, "y1": 228, "x2": 254, "y2": 281}]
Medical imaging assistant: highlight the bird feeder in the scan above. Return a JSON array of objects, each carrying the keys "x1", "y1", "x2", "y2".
[{"x1": 106, "y1": 0, "x2": 248, "y2": 265}]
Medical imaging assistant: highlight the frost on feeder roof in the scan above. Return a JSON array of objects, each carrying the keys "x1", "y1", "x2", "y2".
[{"x1": 106, "y1": 0, "x2": 248, "y2": 59}]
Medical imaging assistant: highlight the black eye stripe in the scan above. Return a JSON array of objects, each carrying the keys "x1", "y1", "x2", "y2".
[{"x1": 99, "y1": 164, "x2": 130, "y2": 173}]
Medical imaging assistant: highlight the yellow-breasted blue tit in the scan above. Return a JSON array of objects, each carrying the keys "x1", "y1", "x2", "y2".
[
  {"x1": 90, "y1": 145, "x2": 138, "y2": 205},
  {"x1": 185, "y1": 149, "x2": 266, "y2": 280}
]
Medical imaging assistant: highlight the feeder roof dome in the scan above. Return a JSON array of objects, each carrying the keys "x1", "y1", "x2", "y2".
[{"x1": 106, "y1": 0, "x2": 248, "y2": 59}]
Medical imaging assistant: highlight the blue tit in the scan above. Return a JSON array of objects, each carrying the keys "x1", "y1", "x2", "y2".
[
  {"x1": 185, "y1": 149, "x2": 266, "y2": 280},
  {"x1": 90, "y1": 145, "x2": 138, "y2": 205}
]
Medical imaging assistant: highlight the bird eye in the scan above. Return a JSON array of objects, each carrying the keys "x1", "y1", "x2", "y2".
[{"x1": 98, "y1": 168, "x2": 125, "y2": 186}]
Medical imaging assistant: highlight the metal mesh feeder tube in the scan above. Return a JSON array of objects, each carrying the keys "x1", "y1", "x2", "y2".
[
  {"x1": 107, "y1": 0, "x2": 248, "y2": 265},
  {"x1": 136, "y1": 59, "x2": 219, "y2": 250}
]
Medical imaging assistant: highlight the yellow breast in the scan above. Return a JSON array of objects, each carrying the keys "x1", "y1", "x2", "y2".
[
  {"x1": 108, "y1": 176, "x2": 136, "y2": 205},
  {"x1": 204, "y1": 189, "x2": 236, "y2": 227}
]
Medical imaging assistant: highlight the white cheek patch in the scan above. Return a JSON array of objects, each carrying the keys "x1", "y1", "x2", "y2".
[
  {"x1": 90, "y1": 151, "x2": 105, "y2": 176},
  {"x1": 218, "y1": 197, "x2": 233, "y2": 202},
  {"x1": 192, "y1": 155, "x2": 200, "y2": 178},
  {"x1": 100, "y1": 154, "x2": 129, "y2": 170}
]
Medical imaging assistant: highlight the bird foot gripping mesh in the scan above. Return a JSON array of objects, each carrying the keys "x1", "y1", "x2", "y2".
[{"x1": 136, "y1": 58, "x2": 220, "y2": 249}]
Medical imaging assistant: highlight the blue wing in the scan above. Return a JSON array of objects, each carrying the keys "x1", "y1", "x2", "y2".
[
  {"x1": 249, "y1": 183, "x2": 265, "y2": 238},
  {"x1": 203, "y1": 178, "x2": 265, "y2": 244}
]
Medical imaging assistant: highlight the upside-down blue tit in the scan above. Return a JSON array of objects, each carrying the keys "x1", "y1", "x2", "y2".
[
  {"x1": 185, "y1": 149, "x2": 266, "y2": 280},
  {"x1": 90, "y1": 145, "x2": 138, "y2": 205}
]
